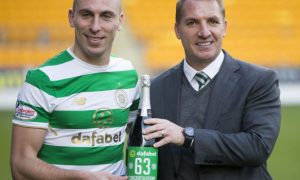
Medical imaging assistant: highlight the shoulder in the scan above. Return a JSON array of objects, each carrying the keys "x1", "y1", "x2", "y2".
[
  {"x1": 25, "y1": 50, "x2": 70, "y2": 82},
  {"x1": 224, "y1": 51, "x2": 278, "y2": 82},
  {"x1": 225, "y1": 58, "x2": 279, "y2": 98},
  {"x1": 109, "y1": 56, "x2": 139, "y2": 84},
  {"x1": 110, "y1": 56, "x2": 138, "y2": 79},
  {"x1": 40, "y1": 49, "x2": 74, "y2": 67},
  {"x1": 236, "y1": 59, "x2": 278, "y2": 82},
  {"x1": 26, "y1": 49, "x2": 73, "y2": 83},
  {"x1": 24, "y1": 67, "x2": 56, "y2": 97},
  {"x1": 25, "y1": 68, "x2": 50, "y2": 87},
  {"x1": 152, "y1": 62, "x2": 182, "y2": 86},
  {"x1": 110, "y1": 56, "x2": 136, "y2": 71},
  {"x1": 231, "y1": 57, "x2": 280, "y2": 103},
  {"x1": 23, "y1": 50, "x2": 71, "y2": 95}
]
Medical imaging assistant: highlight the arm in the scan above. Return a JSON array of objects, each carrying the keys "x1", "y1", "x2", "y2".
[
  {"x1": 11, "y1": 125, "x2": 127, "y2": 180},
  {"x1": 144, "y1": 70, "x2": 280, "y2": 167},
  {"x1": 193, "y1": 70, "x2": 280, "y2": 166}
]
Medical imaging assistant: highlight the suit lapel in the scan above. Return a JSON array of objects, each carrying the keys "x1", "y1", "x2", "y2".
[
  {"x1": 164, "y1": 62, "x2": 183, "y2": 125},
  {"x1": 163, "y1": 62, "x2": 184, "y2": 172},
  {"x1": 204, "y1": 51, "x2": 241, "y2": 129}
]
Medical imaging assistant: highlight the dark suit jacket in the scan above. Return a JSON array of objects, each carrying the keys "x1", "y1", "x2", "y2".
[{"x1": 150, "y1": 50, "x2": 281, "y2": 180}]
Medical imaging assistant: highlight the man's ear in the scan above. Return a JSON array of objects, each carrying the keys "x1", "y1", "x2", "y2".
[
  {"x1": 117, "y1": 12, "x2": 124, "y2": 31},
  {"x1": 174, "y1": 23, "x2": 181, "y2": 40},
  {"x1": 223, "y1": 19, "x2": 227, "y2": 37},
  {"x1": 68, "y1": 9, "x2": 75, "y2": 28}
]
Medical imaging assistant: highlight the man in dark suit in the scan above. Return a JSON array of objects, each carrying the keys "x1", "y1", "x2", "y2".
[{"x1": 143, "y1": 0, "x2": 281, "y2": 179}]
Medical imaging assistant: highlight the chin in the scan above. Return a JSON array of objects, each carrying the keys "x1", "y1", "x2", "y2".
[
  {"x1": 87, "y1": 48, "x2": 105, "y2": 55},
  {"x1": 195, "y1": 54, "x2": 215, "y2": 62}
]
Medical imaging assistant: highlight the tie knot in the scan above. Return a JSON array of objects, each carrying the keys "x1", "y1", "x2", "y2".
[{"x1": 195, "y1": 72, "x2": 210, "y2": 90}]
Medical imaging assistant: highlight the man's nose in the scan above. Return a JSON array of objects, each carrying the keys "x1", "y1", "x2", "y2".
[
  {"x1": 90, "y1": 17, "x2": 101, "y2": 33},
  {"x1": 197, "y1": 23, "x2": 211, "y2": 38}
]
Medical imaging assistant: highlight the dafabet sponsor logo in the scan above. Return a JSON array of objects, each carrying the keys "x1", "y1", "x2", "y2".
[{"x1": 71, "y1": 131, "x2": 122, "y2": 146}]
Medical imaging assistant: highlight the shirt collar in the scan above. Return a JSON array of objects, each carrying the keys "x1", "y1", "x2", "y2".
[{"x1": 184, "y1": 51, "x2": 224, "y2": 84}]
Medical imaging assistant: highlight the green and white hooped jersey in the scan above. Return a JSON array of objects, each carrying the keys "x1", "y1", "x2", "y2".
[{"x1": 13, "y1": 48, "x2": 140, "y2": 175}]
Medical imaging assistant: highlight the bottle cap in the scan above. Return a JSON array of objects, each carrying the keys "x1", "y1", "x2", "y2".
[{"x1": 141, "y1": 74, "x2": 151, "y2": 87}]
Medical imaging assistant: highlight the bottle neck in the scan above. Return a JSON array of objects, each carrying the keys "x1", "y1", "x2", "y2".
[{"x1": 140, "y1": 86, "x2": 151, "y2": 117}]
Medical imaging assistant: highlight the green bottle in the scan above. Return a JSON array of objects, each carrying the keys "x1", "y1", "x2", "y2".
[{"x1": 127, "y1": 74, "x2": 158, "y2": 180}]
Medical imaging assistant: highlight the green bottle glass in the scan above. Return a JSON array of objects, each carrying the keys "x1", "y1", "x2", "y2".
[{"x1": 127, "y1": 74, "x2": 158, "y2": 180}]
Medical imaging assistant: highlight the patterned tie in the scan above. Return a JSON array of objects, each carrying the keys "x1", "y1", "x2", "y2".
[{"x1": 195, "y1": 72, "x2": 210, "y2": 90}]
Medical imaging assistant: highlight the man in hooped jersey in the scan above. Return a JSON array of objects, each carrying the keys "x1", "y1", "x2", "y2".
[{"x1": 10, "y1": 0, "x2": 139, "y2": 179}]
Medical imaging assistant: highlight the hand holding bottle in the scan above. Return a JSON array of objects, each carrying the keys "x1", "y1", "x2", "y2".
[{"x1": 143, "y1": 118, "x2": 185, "y2": 148}]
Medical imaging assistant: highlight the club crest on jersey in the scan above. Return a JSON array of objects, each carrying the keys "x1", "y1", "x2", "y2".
[
  {"x1": 115, "y1": 90, "x2": 128, "y2": 109},
  {"x1": 93, "y1": 108, "x2": 113, "y2": 129},
  {"x1": 15, "y1": 101, "x2": 37, "y2": 120}
]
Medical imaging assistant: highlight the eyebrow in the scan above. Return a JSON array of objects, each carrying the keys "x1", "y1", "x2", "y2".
[
  {"x1": 77, "y1": 8, "x2": 117, "y2": 16},
  {"x1": 100, "y1": 10, "x2": 117, "y2": 15},
  {"x1": 184, "y1": 17, "x2": 198, "y2": 22},
  {"x1": 184, "y1": 15, "x2": 222, "y2": 21},
  {"x1": 77, "y1": 8, "x2": 93, "y2": 13},
  {"x1": 209, "y1": 15, "x2": 222, "y2": 20}
]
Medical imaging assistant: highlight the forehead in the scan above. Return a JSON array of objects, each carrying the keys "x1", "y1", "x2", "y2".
[
  {"x1": 181, "y1": 0, "x2": 223, "y2": 20},
  {"x1": 75, "y1": 0, "x2": 121, "y2": 13}
]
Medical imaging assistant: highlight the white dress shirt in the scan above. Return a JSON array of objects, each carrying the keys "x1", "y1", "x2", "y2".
[{"x1": 183, "y1": 51, "x2": 224, "y2": 91}]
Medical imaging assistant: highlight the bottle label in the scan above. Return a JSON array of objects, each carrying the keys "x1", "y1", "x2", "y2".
[{"x1": 127, "y1": 146, "x2": 158, "y2": 180}]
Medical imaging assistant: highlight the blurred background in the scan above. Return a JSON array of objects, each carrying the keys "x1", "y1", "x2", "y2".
[{"x1": 0, "y1": 0, "x2": 299, "y2": 179}]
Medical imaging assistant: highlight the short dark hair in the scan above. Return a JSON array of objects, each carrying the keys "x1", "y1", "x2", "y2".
[{"x1": 175, "y1": 0, "x2": 225, "y2": 23}]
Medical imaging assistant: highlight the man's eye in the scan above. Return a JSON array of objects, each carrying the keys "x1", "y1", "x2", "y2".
[
  {"x1": 186, "y1": 21, "x2": 196, "y2": 26},
  {"x1": 209, "y1": 20, "x2": 220, "y2": 25},
  {"x1": 103, "y1": 15, "x2": 111, "y2": 19},
  {"x1": 81, "y1": 12, "x2": 91, "y2": 17},
  {"x1": 102, "y1": 13, "x2": 113, "y2": 20}
]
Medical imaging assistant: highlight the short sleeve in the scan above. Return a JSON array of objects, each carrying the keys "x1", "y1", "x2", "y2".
[{"x1": 12, "y1": 69, "x2": 56, "y2": 129}]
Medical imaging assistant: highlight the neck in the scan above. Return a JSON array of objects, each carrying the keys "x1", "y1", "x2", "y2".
[
  {"x1": 185, "y1": 59, "x2": 211, "y2": 71},
  {"x1": 70, "y1": 46, "x2": 110, "y2": 66}
]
